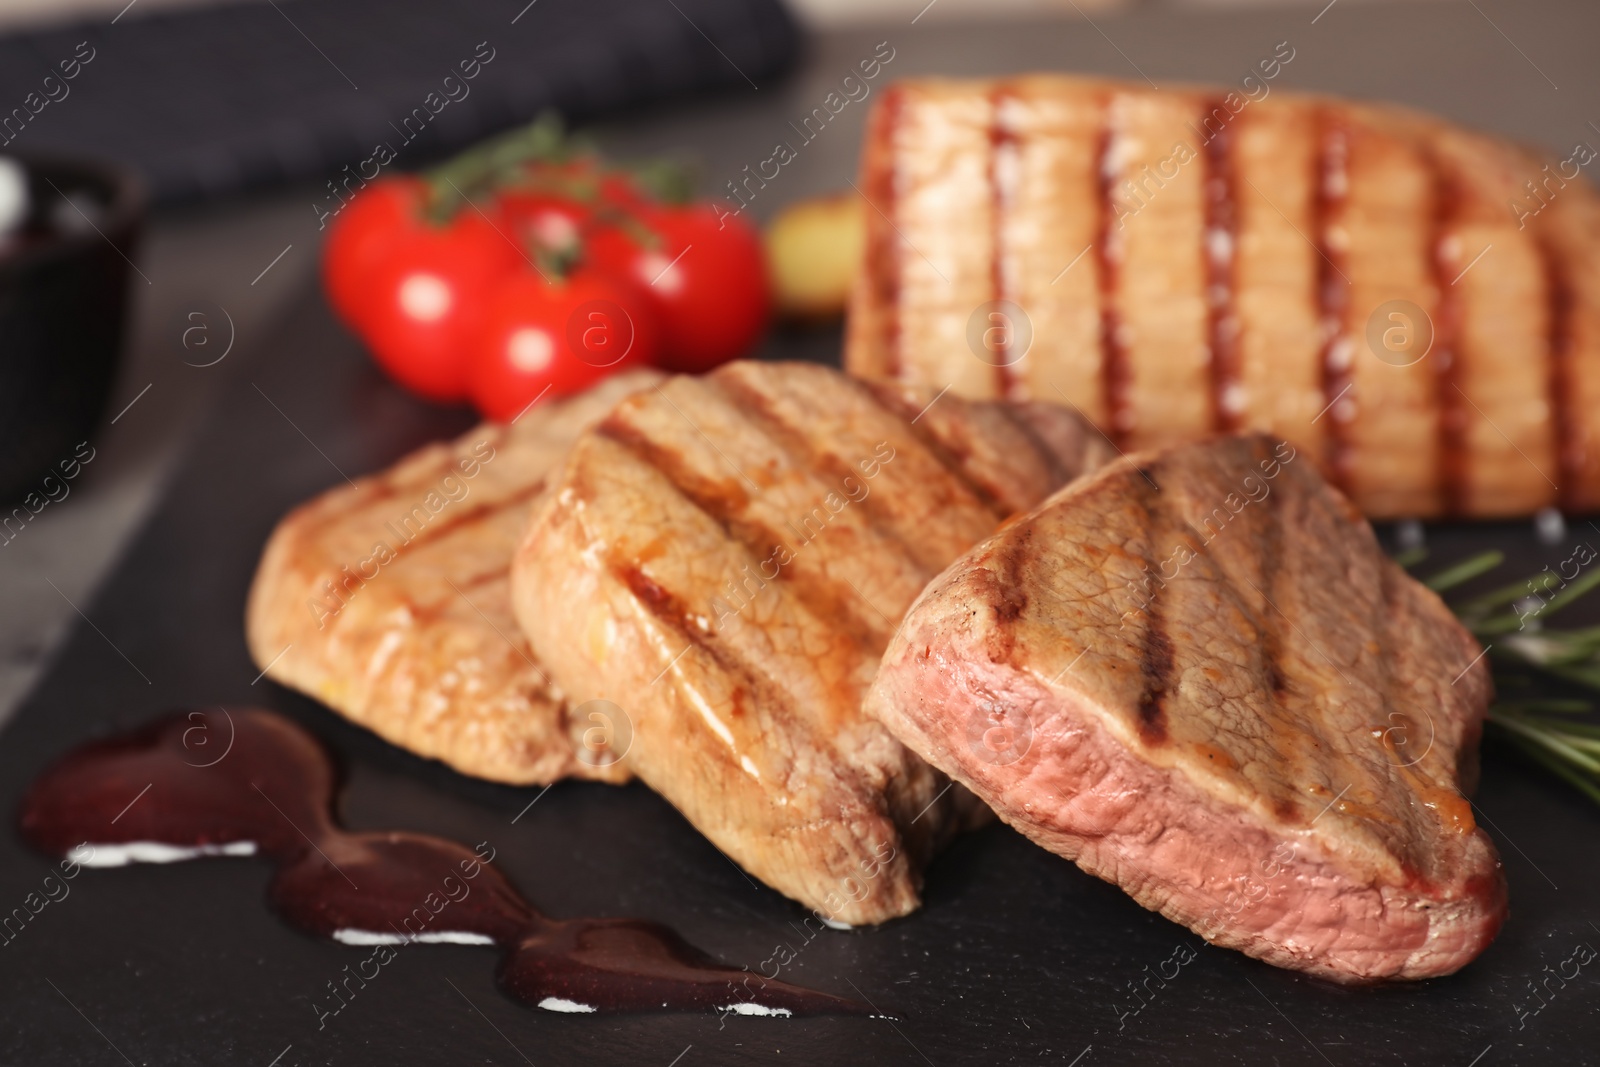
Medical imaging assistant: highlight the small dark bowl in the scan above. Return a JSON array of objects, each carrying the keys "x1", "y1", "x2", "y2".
[{"x1": 0, "y1": 154, "x2": 144, "y2": 503}]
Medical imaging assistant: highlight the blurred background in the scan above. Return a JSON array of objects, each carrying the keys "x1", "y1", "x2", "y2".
[
  {"x1": 0, "y1": 0, "x2": 1587, "y2": 724},
  {"x1": 0, "y1": 0, "x2": 1447, "y2": 34}
]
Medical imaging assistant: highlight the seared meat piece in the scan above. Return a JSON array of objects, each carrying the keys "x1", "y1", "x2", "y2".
[
  {"x1": 867, "y1": 433, "x2": 1506, "y2": 981},
  {"x1": 511, "y1": 361, "x2": 1108, "y2": 924},
  {"x1": 846, "y1": 75, "x2": 1600, "y2": 518},
  {"x1": 246, "y1": 372, "x2": 661, "y2": 785}
]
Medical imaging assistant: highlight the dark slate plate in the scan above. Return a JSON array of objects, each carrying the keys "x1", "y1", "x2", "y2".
[
  {"x1": 6, "y1": 4, "x2": 1600, "y2": 1064},
  {"x1": 3, "y1": 288, "x2": 1596, "y2": 1067}
]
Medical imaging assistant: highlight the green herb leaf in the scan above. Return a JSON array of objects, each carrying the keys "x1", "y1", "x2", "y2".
[
  {"x1": 1421, "y1": 548, "x2": 1600, "y2": 807},
  {"x1": 1424, "y1": 550, "x2": 1504, "y2": 593},
  {"x1": 1392, "y1": 546, "x2": 1430, "y2": 570},
  {"x1": 623, "y1": 158, "x2": 698, "y2": 205}
]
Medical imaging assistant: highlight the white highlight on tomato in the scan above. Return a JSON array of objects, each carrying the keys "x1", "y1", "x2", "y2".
[
  {"x1": 508, "y1": 328, "x2": 555, "y2": 373},
  {"x1": 535, "y1": 212, "x2": 579, "y2": 250},
  {"x1": 399, "y1": 273, "x2": 452, "y2": 322},
  {"x1": 640, "y1": 251, "x2": 684, "y2": 294}
]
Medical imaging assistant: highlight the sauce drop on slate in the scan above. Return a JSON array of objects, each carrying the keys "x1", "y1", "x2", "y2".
[{"x1": 18, "y1": 708, "x2": 874, "y2": 1018}]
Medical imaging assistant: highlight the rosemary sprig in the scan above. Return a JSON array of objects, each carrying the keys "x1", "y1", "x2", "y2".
[
  {"x1": 1407, "y1": 547, "x2": 1600, "y2": 806},
  {"x1": 1391, "y1": 545, "x2": 1430, "y2": 570},
  {"x1": 1486, "y1": 712, "x2": 1600, "y2": 807},
  {"x1": 1424, "y1": 550, "x2": 1504, "y2": 593}
]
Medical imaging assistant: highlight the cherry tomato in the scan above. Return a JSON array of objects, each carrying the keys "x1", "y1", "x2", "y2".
[
  {"x1": 493, "y1": 160, "x2": 649, "y2": 262},
  {"x1": 321, "y1": 177, "x2": 425, "y2": 330},
  {"x1": 469, "y1": 269, "x2": 658, "y2": 422},
  {"x1": 585, "y1": 204, "x2": 770, "y2": 372},
  {"x1": 359, "y1": 214, "x2": 522, "y2": 402},
  {"x1": 494, "y1": 190, "x2": 590, "y2": 265},
  {"x1": 597, "y1": 171, "x2": 652, "y2": 210}
]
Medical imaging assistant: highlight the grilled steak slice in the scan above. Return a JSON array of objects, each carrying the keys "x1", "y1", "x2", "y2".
[
  {"x1": 246, "y1": 372, "x2": 661, "y2": 786},
  {"x1": 867, "y1": 433, "x2": 1506, "y2": 981},
  {"x1": 846, "y1": 74, "x2": 1600, "y2": 518},
  {"x1": 511, "y1": 361, "x2": 1109, "y2": 924}
]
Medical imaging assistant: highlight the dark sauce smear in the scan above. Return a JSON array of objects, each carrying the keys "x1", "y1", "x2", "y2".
[{"x1": 18, "y1": 709, "x2": 875, "y2": 1019}]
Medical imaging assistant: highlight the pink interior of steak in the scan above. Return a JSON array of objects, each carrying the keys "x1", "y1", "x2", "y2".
[{"x1": 887, "y1": 639, "x2": 1506, "y2": 982}]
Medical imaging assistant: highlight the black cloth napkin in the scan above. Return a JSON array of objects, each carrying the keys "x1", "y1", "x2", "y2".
[{"x1": 0, "y1": 0, "x2": 800, "y2": 204}]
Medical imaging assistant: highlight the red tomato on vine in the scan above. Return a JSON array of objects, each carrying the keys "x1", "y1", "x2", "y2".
[
  {"x1": 469, "y1": 269, "x2": 658, "y2": 422},
  {"x1": 357, "y1": 213, "x2": 521, "y2": 402},
  {"x1": 585, "y1": 204, "x2": 770, "y2": 372}
]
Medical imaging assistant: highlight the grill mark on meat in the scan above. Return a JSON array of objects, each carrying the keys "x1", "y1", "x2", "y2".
[
  {"x1": 1540, "y1": 236, "x2": 1579, "y2": 511},
  {"x1": 1252, "y1": 438, "x2": 1289, "y2": 697},
  {"x1": 596, "y1": 414, "x2": 750, "y2": 515},
  {"x1": 292, "y1": 472, "x2": 413, "y2": 541},
  {"x1": 988, "y1": 83, "x2": 1022, "y2": 400},
  {"x1": 709, "y1": 374, "x2": 947, "y2": 573},
  {"x1": 994, "y1": 403, "x2": 1075, "y2": 488},
  {"x1": 1372, "y1": 554, "x2": 1405, "y2": 772},
  {"x1": 612, "y1": 563, "x2": 745, "y2": 701},
  {"x1": 618, "y1": 563, "x2": 679, "y2": 619},
  {"x1": 596, "y1": 413, "x2": 888, "y2": 652},
  {"x1": 1135, "y1": 611, "x2": 1175, "y2": 747},
  {"x1": 296, "y1": 462, "x2": 532, "y2": 556},
  {"x1": 710, "y1": 374, "x2": 942, "y2": 538},
  {"x1": 355, "y1": 477, "x2": 407, "y2": 508},
  {"x1": 455, "y1": 566, "x2": 508, "y2": 592},
  {"x1": 1314, "y1": 110, "x2": 1355, "y2": 493},
  {"x1": 867, "y1": 85, "x2": 906, "y2": 380},
  {"x1": 409, "y1": 566, "x2": 512, "y2": 623},
  {"x1": 1428, "y1": 156, "x2": 1468, "y2": 515},
  {"x1": 1202, "y1": 99, "x2": 1243, "y2": 433},
  {"x1": 987, "y1": 523, "x2": 1033, "y2": 664},
  {"x1": 1132, "y1": 463, "x2": 1173, "y2": 746},
  {"x1": 382, "y1": 478, "x2": 547, "y2": 561},
  {"x1": 1095, "y1": 96, "x2": 1131, "y2": 448},
  {"x1": 1008, "y1": 402, "x2": 1101, "y2": 484},
  {"x1": 857, "y1": 380, "x2": 1013, "y2": 519},
  {"x1": 611, "y1": 559, "x2": 878, "y2": 817},
  {"x1": 295, "y1": 433, "x2": 508, "y2": 542},
  {"x1": 612, "y1": 562, "x2": 776, "y2": 726}
]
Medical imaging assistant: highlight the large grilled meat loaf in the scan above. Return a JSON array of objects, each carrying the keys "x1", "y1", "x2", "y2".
[
  {"x1": 845, "y1": 75, "x2": 1600, "y2": 519},
  {"x1": 867, "y1": 433, "x2": 1505, "y2": 981},
  {"x1": 246, "y1": 372, "x2": 661, "y2": 786},
  {"x1": 511, "y1": 360, "x2": 1109, "y2": 924}
]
